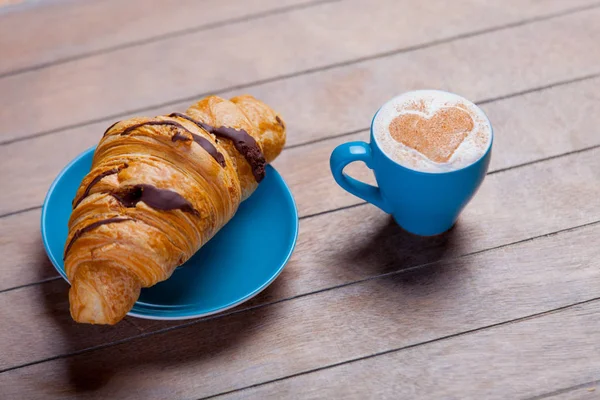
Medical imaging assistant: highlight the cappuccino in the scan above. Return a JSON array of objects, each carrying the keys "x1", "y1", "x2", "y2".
[{"x1": 373, "y1": 90, "x2": 492, "y2": 173}]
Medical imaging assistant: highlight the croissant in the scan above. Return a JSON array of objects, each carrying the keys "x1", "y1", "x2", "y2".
[{"x1": 64, "y1": 95, "x2": 286, "y2": 324}]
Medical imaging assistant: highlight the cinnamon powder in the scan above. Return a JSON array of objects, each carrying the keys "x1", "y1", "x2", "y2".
[{"x1": 388, "y1": 107, "x2": 474, "y2": 163}]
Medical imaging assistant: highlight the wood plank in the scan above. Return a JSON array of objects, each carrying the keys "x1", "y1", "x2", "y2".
[
  {"x1": 1, "y1": 76, "x2": 599, "y2": 290},
  {"x1": 2, "y1": 15, "x2": 600, "y2": 218},
  {"x1": 215, "y1": 301, "x2": 600, "y2": 400},
  {"x1": 2, "y1": 146, "x2": 600, "y2": 374},
  {"x1": 1, "y1": 0, "x2": 597, "y2": 142},
  {"x1": 0, "y1": 0, "x2": 317, "y2": 76},
  {"x1": 2, "y1": 1, "x2": 597, "y2": 397},
  {"x1": 0, "y1": 208, "x2": 58, "y2": 292},
  {"x1": 0, "y1": 278, "x2": 144, "y2": 371},
  {"x1": 2, "y1": 218, "x2": 600, "y2": 398}
]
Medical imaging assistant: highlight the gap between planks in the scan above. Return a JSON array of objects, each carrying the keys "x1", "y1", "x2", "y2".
[
  {"x1": 1, "y1": 139, "x2": 599, "y2": 295},
  {"x1": 2, "y1": 216, "x2": 599, "y2": 375},
  {"x1": 0, "y1": 0, "x2": 342, "y2": 80},
  {"x1": 1, "y1": 0, "x2": 597, "y2": 394},
  {"x1": 284, "y1": 72, "x2": 600, "y2": 150},
  {"x1": 525, "y1": 379, "x2": 600, "y2": 400},
  {"x1": 2, "y1": 1, "x2": 599, "y2": 147},
  {"x1": 201, "y1": 296, "x2": 600, "y2": 400},
  {"x1": 3, "y1": 141, "x2": 600, "y2": 385},
  {"x1": 1, "y1": 70, "x2": 599, "y2": 221}
]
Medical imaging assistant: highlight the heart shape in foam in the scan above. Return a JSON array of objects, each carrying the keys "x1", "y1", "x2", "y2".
[{"x1": 388, "y1": 107, "x2": 474, "y2": 163}]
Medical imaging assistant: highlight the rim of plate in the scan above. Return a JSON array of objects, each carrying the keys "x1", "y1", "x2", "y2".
[{"x1": 41, "y1": 146, "x2": 299, "y2": 320}]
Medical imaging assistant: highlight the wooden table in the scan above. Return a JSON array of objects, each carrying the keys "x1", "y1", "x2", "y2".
[{"x1": 1, "y1": 0, "x2": 600, "y2": 398}]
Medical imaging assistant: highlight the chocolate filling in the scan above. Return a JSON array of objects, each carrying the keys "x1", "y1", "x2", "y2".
[
  {"x1": 211, "y1": 126, "x2": 265, "y2": 182},
  {"x1": 63, "y1": 217, "x2": 132, "y2": 259},
  {"x1": 169, "y1": 113, "x2": 266, "y2": 182},
  {"x1": 72, "y1": 164, "x2": 129, "y2": 208},
  {"x1": 112, "y1": 184, "x2": 200, "y2": 217}
]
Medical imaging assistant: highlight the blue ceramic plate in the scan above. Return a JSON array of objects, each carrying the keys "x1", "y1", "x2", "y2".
[{"x1": 42, "y1": 147, "x2": 298, "y2": 320}]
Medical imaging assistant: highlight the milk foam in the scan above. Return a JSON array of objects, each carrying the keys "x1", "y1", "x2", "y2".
[{"x1": 373, "y1": 90, "x2": 492, "y2": 173}]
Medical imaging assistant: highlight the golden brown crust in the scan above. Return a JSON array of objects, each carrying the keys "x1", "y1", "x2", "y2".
[
  {"x1": 69, "y1": 261, "x2": 141, "y2": 325},
  {"x1": 65, "y1": 95, "x2": 286, "y2": 324},
  {"x1": 230, "y1": 95, "x2": 286, "y2": 164}
]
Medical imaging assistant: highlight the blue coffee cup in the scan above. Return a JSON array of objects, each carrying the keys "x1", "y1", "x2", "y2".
[{"x1": 330, "y1": 90, "x2": 493, "y2": 236}]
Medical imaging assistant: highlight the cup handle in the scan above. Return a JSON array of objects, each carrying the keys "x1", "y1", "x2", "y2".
[{"x1": 330, "y1": 141, "x2": 392, "y2": 213}]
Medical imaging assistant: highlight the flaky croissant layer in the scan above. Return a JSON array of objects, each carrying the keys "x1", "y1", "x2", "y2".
[{"x1": 64, "y1": 95, "x2": 286, "y2": 324}]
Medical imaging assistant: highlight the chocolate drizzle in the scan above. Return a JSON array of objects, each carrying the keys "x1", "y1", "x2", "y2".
[
  {"x1": 275, "y1": 115, "x2": 285, "y2": 129},
  {"x1": 64, "y1": 217, "x2": 132, "y2": 259},
  {"x1": 170, "y1": 131, "x2": 189, "y2": 143},
  {"x1": 170, "y1": 126, "x2": 226, "y2": 167},
  {"x1": 65, "y1": 185, "x2": 199, "y2": 258},
  {"x1": 73, "y1": 164, "x2": 129, "y2": 208},
  {"x1": 105, "y1": 119, "x2": 224, "y2": 166},
  {"x1": 168, "y1": 112, "x2": 203, "y2": 127},
  {"x1": 212, "y1": 126, "x2": 266, "y2": 182},
  {"x1": 103, "y1": 120, "x2": 121, "y2": 136},
  {"x1": 112, "y1": 184, "x2": 200, "y2": 217},
  {"x1": 119, "y1": 120, "x2": 189, "y2": 136},
  {"x1": 169, "y1": 112, "x2": 266, "y2": 182}
]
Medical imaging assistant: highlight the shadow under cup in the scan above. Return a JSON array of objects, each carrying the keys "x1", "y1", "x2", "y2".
[{"x1": 329, "y1": 100, "x2": 493, "y2": 237}]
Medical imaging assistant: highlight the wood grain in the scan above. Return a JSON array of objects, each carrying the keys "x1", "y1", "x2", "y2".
[
  {"x1": 215, "y1": 301, "x2": 600, "y2": 400},
  {"x1": 2, "y1": 147, "x2": 600, "y2": 374},
  {"x1": 1, "y1": 1, "x2": 599, "y2": 397},
  {"x1": 0, "y1": 0, "x2": 317, "y2": 76},
  {"x1": 1, "y1": 76, "x2": 599, "y2": 290},
  {"x1": 1, "y1": 0, "x2": 598, "y2": 143},
  {"x1": 2, "y1": 219, "x2": 600, "y2": 398},
  {"x1": 2, "y1": 30, "x2": 600, "y2": 218}
]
